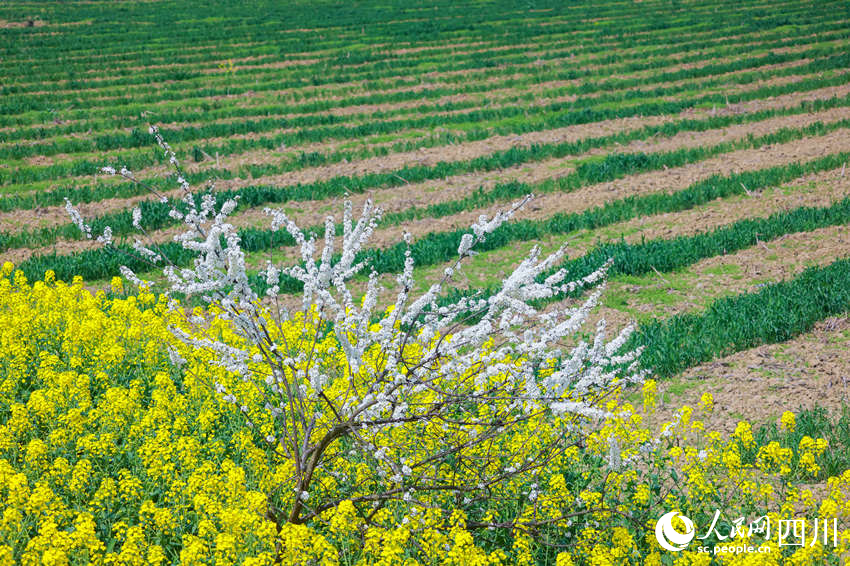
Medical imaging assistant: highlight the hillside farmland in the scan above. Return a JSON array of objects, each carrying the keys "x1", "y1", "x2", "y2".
[{"x1": 2, "y1": 1, "x2": 850, "y2": 563}]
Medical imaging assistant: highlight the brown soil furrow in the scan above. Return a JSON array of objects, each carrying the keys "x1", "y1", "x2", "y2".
[
  {"x1": 4, "y1": 91, "x2": 849, "y2": 249},
  {"x1": 5, "y1": 51, "x2": 817, "y2": 158},
  {"x1": 606, "y1": 168, "x2": 850, "y2": 247},
  {"x1": 5, "y1": 59, "x2": 839, "y2": 201},
  {"x1": 644, "y1": 316, "x2": 850, "y2": 433}
]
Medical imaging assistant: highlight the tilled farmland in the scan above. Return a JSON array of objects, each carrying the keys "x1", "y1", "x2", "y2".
[{"x1": 2, "y1": 1, "x2": 850, "y2": 564}]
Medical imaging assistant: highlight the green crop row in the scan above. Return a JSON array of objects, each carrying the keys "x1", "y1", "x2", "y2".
[
  {"x1": 3, "y1": 32, "x2": 843, "y2": 162},
  {"x1": 633, "y1": 256, "x2": 850, "y2": 377},
  {"x1": 4, "y1": 97, "x2": 847, "y2": 254},
  {"x1": 5, "y1": 53, "x2": 850, "y2": 191}
]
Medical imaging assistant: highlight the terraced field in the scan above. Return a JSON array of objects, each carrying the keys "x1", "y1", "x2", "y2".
[
  {"x1": 3, "y1": 1, "x2": 850, "y2": 563},
  {"x1": 4, "y1": 0, "x2": 849, "y2": 425}
]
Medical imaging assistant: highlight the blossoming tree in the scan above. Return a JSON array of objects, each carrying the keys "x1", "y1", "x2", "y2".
[{"x1": 66, "y1": 126, "x2": 646, "y2": 534}]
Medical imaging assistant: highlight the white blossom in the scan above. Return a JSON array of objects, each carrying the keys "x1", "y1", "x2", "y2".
[
  {"x1": 67, "y1": 127, "x2": 650, "y2": 526},
  {"x1": 64, "y1": 199, "x2": 92, "y2": 239}
]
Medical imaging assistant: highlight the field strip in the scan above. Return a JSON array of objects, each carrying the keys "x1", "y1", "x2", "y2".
[
  {"x1": 3, "y1": 70, "x2": 839, "y2": 216},
  {"x1": 4, "y1": 99, "x2": 849, "y2": 259},
  {"x1": 7, "y1": 50, "x2": 809, "y2": 151},
  {"x1": 1, "y1": 18, "x2": 795, "y2": 95},
  {"x1": 52, "y1": 48, "x2": 850, "y2": 141},
  {"x1": 49, "y1": 31, "x2": 847, "y2": 111},
  {"x1": 124, "y1": 57, "x2": 822, "y2": 149},
  {"x1": 19, "y1": 150, "x2": 850, "y2": 292},
  {"x1": 8, "y1": 38, "x2": 848, "y2": 156},
  {"x1": 7, "y1": 63, "x2": 848, "y2": 205},
  {"x1": 231, "y1": 104, "x2": 850, "y2": 239},
  {"x1": 648, "y1": 317, "x2": 850, "y2": 432},
  {"x1": 628, "y1": 257, "x2": 850, "y2": 374},
  {"x1": 308, "y1": 120, "x2": 850, "y2": 253},
  {"x1": 5, "y1": 28, "x2": 833, "y2": 134},
  {"x1": 6, "y1": 23, "x2": 841, "y2": 132},
  {"x1": 5, "y1": 105, "x2": 844, "y2": 278},
  {"x1": 3, "y1": 44, "x2": 828, "y2": 163},
  {"x1": 12, "y1": 12, "x2": 839, "y2": 107},
  {"x1": 593, "y1": 222, "x2": 850, "y2": 327},
  {"x1": 25, "y1": 66, "x2": 850, "y2": 192},
  {"x1": 585, "y1": 167, "x2": 849, "y2": 248},
  {"x1": 3, "y1": 36, "x2": 579, "y2": 95},
  {"x1": 2, "y1": 0, "x2": 821, "y2": 78},
  {"x1": 565, "y1": 223, "x2": 850, "y2": 378},
  {"x1": 6, "y1": 16, "x2": 828, "y2": 103},
  {"x1": 399, "y1": 166, "x2": 849, "y2": 298},
  {"x1": 338, "y1": 178, "x2": 850, "y2": 308}
]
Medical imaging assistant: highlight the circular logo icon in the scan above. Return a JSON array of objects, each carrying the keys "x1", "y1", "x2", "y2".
[{"x1": 655, "y1": 511, "x2": 696, "y2": 552}]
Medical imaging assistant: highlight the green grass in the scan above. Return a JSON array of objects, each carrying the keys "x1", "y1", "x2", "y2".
[{"x1": 702, "y1": 264, "x2": 742, "y2": 276}]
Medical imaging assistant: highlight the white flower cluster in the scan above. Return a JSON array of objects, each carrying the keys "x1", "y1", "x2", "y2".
[
  {"x1": 64, "y1": 198, "x2": 93, "y2": 240},
  {"x1": 67, "y1": 126, "x2": 649, "y2": 524}
]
